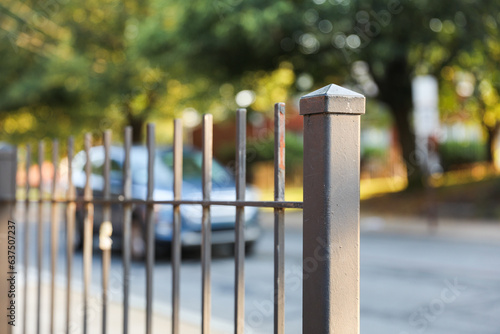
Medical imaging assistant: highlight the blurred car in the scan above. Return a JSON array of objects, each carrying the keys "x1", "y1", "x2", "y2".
[{"x1": 72, "y1": 145, "x2": 261, "y2": 259}]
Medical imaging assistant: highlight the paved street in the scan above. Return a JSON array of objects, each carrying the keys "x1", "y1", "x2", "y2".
[{"x1": 18, "y1": 208, "x2": 500, "y2": 334}]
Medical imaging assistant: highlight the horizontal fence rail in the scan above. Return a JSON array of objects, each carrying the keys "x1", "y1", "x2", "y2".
[
  {"x1": 2, "y1": 83, "x2": 364, "y2": 334},
  {"x1": 20, "y1": 198, "x2": 303, "y2": 208}
]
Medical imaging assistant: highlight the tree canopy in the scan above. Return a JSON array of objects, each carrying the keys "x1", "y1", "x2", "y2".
[
  {"x1": 1, "y1": 0, "x2": 499, "y2": 185},
  {"x1": 164, "y1": 0, "x2": 500, "y2": 186}
]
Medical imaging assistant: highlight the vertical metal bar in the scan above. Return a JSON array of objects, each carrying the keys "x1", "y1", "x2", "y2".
[
  {"x1": 66, "y1": 137, "x2": 75, "y2": 334},
  {"x1": 100, "y1": 234, "x2": 111, "y2": 333},
  {"x1": 102, "y1": 130, "x2": 112, "y2": 224},
  {"x1": 50, "y1": 140, "x2": 59, "y2": 334},
  {"x1": 36, "y1": 141, "x2": 44, "y2": 334},
  {"x1": 101, "y1": 130, "x2": 112, "y2": 334},
  {"x1": 83, "y1": 133, "x2": 94, "y2": 334},
  {"x1": 9, "y1": 145, "x2": 19, "y2": 219},
  {"x1": 201, "y1": 114, "x2": 213, "y2": 334},
  {"x1": 234, "y1": 109, "x2": 246, "y2": 334},
  {"x1": 22, "y1": 144, "x2": 30, "y2": 334},
  {"x1": 11, "y1": 145, "x2": 17, "y2": 219},
  {"x1": 122, "y1": 127, "x2": 132, "y2": 334},
  {"x1": 273, "y1": 103, "x2": 285, "y2": 334},
  {"x1": 172, "y1": 119, "x2": 183, "y2": 334},
  {"x1": 300, "y1": 84, "x2": 365, "y2": 333},
  {"x1": 145, "y1": 123, "x2": 155, "y2": 334},
  {"x1": 9, "y1": 147, "x2": 17, "y2": 222},
  {"x1": 0, "y1": 144, "x2": 16, "y2": 334}
]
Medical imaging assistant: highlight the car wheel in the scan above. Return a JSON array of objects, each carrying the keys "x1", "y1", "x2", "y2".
[
  {"x1": 131, "y1": 218, "x2": 146, "y2": 261},
  {"x1": 229, "y1": 241, "x2": 257, "y2": 256},
  {"x1": 245, "y1": 241, "x2": 256, "y2": 255}
]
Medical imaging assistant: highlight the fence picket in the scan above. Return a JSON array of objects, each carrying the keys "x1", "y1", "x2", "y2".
[
  {"x1": 201, "y1": 114, "x2": 213, "y2": 334},
  {"x1": 274, "y1": 103, "x2": 286, "y2": 334},
  {"x1": 65, "y1": 137, "x2": 75, "y2": 334},
  {"x1": 49, "y1": 139, "x2": 59, "y2": 334},
  {"x1": 172, "y1": 119, "x2": 183, "y2": 334},
  {"x1": 122, "y1": 127, "x2": 132, "y2": 334},
  {"x1": 145, "y1": 124, "x2": 156, "y2": 334},
  {"x1": 36, "y1": 141, "x2": 44, "y2": 334},
  {"x1": 235, "y1": 108, "x2": 246, "y2": 334}
]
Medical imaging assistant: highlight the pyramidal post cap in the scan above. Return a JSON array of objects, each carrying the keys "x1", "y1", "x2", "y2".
[{"x1": 299, "y1": 84, "x2": 365, "y2": 115}]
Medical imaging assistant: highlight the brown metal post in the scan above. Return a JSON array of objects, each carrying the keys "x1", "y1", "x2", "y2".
[
  {"x1": 172, "y1": 119, "x2": 183, "y2": 334},
  {"x1": 234, "y1": 108, "x2": 246, "y2": 334},
  {"x1": 122, "y1": 127, "x2": 132, "y2": 334},
  {"x1": 0, "y1": 144, "x2": 17, "y2": 334},
  {"x1": 22, "y1": 144, "x2": 30, "y2": 334},
  {"x1": 36, "y1": 141, "x2": 43, "y2": 334},
  {"x1": 49, "y1": 139, "x2": 59, "y2": 334},
  {"x1": 66, "y1": 137, "x2": 75, "y2": 334},
  {"x1": 201, "y1": 114, "x2": 213, "y2": 334},
  {"x1": 83, "y1": 134, "x2": 94, "y2": 334},
  {"x1": 145, "y1": 124, "x2": 155, "y2": 334},
  {"x1": 300, "y1": 84, "x2": 365, "y2": 333},
  {"x1": 100, "y1": 130, "x2": 112, "y2": 334},
  {"x1": 273, "y1": 103, "x2": 285, "y2": 334}
]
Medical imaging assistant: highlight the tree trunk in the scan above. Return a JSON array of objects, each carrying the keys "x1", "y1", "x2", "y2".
[
  {"x1": 374, "y1": 58, "x2": 425, "y2": 190},
  {"x1": 485, "y1": 122, "x2": 499, "y2": 168},
  {"x1": 122, "y1": 102, "x2": 146, "y2": 144},
  {"x1": 129, "y1": 117, "x2": 145, "y2": 143},
  {"x1": 124, "y1": 95, "x2": 156, "y2": 144},
  {"x1": 124, "y1": 106, "x2": 146, "y2": 143},
  {"x1": 390, "y1": 105, "x2": 425, "y2": 189}
]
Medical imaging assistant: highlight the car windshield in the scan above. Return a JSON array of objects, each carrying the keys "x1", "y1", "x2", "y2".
[
  {"x1": 160, "y1": 149, "x2": 233, "y2": 186},
  {"x1": 130, "y1": 148, "x2": 233, "y2": 189},
  {"x1": 73, "y1": 146, "x2": 233, "y2": 191},
  {"x1": 129, "y1": 150, "x2": 174, "y2": 189}
]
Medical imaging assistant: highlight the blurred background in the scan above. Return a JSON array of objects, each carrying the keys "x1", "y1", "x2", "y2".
[
  {"x1": 2, "y1": 0, "x2": 500, "y2": 333},
  {"x1": 2, "y1": 0, "x2": 500, "y2": 209}
]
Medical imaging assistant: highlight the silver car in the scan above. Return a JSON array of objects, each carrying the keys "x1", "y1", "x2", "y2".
[{"x1": 72, "y1": 146, "x2": 261, "y2": 259}]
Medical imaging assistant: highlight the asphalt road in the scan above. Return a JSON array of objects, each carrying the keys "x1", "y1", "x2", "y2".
[{"x1": 19, "y1": 208, "x2": 500, "y2": 334}]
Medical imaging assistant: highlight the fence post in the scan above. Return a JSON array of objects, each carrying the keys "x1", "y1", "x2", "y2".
[
  {"x1": 300, "y1": 84, "x2": 365, "y2": 333},
  {"x1": 0, "y1": 143, "x2": 17, "y2": 334}
]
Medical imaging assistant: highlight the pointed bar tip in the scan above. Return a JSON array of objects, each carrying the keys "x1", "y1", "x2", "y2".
[{"x1": 299, "y1": 83, "x2": 365, "y2": 115}]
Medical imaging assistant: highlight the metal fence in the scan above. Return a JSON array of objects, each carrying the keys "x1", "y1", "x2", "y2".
[{"x1": 1, "y1": 83, "x2": 365, "y2": 334}]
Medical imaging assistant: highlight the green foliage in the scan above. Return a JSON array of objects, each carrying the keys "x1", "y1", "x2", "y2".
[
  {"x1": 362, "y1": 100, "x2": 393, "y2": 128},
  {"x1": 168, "y1": 0, "x2": 500, "y2": 187},
  {"x1": 214, "y1": 132, "x2": 304, "y2": 177},
  {"x1": 439, "y1": 141, "x2": 487, "y2": 171},
  {"x1": 1, "y1": 0, "x2": 499, "y2": 183},
  {"x1": 247, "y1": 133, "x2": 303, "y2": 174},
  {"x1": 361, "y1": 146, "x2": 387, "y2": 160},
  {"x1": 0, "y1": 0, "x2": 186, "y2": 144}
]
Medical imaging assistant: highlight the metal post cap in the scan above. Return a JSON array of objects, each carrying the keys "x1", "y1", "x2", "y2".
[{"x1": 300, "y1": 84, "x2": 365, "y2": 115}]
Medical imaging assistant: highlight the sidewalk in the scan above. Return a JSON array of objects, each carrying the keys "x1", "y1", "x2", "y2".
[
  {"x1": 18, "y1": 281, "x2": 228, "y2": 334},
  {"x1": 360, "y1": 214, "x2": 500, "y2": 243},
  {"x1": 260, "y1": 211, "x2": 500, "y2": 243}
]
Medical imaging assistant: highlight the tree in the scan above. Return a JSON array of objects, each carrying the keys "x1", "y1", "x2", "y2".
[
  {"x1": 439, "y1": 42, "x2": 500, "y2": 168},
  {"x1": 0, "y1": 1, "x2": 103, "y2": 144},
  {"x1": 0, "y1": 0, "x2": 190, "y2": 143},
  {"x1": 2, "y1": 0, "x2": 498, "y2": 182},
  {"x1": 165, "y1": 0, "x2": 497, "y2": 188}
]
